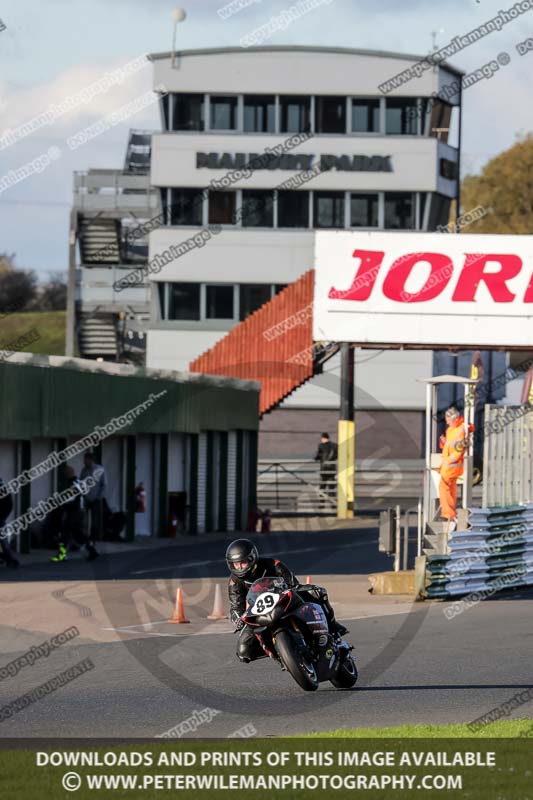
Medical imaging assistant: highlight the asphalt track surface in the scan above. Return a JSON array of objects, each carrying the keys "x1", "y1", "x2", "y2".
[{"x1": 1, "y1": 529, "x2": 532, "y2": 738}]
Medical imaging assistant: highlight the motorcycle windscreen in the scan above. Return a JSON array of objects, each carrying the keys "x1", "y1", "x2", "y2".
[
  {"x1": 245, "y1": 577, "x2": 287, "y2": 616},
  {"x1": 294, "y1": 602, "x2": 329, "y2": 636}
]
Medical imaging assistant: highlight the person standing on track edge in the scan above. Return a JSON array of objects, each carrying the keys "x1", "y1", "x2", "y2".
[
  {"x1": 226, "y1": 538, "x2": 347, "y2": 663},
  {"x1": 314, "y1": 432, "x2": 338, "y2": 507},
  {"x1": 439, "y1": 406, "x2": 474, "y2": 532}
]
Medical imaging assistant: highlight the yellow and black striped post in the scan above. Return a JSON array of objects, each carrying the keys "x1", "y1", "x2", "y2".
[{"x1": 337, "y1": 343, "x2": 355, "y2": 519}]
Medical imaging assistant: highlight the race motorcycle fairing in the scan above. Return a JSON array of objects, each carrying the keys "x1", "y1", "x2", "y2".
[{"x1": 240, "y1": 576, "x2": 358, "y2": 692}]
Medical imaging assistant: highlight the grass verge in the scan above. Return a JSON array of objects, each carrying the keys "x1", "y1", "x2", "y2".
[
  {"x1": 304, "y1": 719, "x2": 532, "y2": 737},
  {"x1": 0, "y1": 310, "x2": 65, "y2": 356}
]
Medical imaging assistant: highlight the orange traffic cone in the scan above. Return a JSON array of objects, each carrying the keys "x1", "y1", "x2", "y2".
[
  {"x1": 305, "y1": 576, "x2": 312, "y2": 584},
  {"x1": 208, "y1": 584, "x2": 227, "y2": 620},
  {"x1": 167, "y1": 587, "x2": 190, "y2": 624}
]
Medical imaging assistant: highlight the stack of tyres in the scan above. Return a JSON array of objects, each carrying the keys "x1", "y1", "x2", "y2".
[{"x1": 426, "y1": 504, "x2": 533, "y2": 598}]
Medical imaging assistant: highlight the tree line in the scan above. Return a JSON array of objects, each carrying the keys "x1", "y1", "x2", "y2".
[{"x1": 0, "y1": 253, "x2": 66, "y2": 313}]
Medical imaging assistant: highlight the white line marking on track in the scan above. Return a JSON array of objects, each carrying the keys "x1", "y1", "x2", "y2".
[
  {"x1": 106, "y1": 628, "x2": 190, "y2": 637},
  {"x1": 101, "y1": 620, "x2": 169, "y2": 631},
  {"x1": 101, "y1": 607, "x2": 413, "y2": 637}
]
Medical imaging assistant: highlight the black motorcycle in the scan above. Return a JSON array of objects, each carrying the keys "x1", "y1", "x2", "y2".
[{"x1": 241, "y1": 576, "x2": 357, "y2": 692}]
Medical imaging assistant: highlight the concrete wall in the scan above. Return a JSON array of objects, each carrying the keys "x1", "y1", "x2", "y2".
[
  {"x1": 148, "y1": 228, "x2": 314, "y2": 284},
  {"x1": 150, "y1": 47, "x2": 461, "y2": 101},
  {"x1": 259, "y1": 408, "x2": 424, "y2": 459},
  {"x1": 282, "y1": 349, "x2": 432, "y2": 410}
]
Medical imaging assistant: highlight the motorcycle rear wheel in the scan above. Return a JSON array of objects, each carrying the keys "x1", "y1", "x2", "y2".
[
  {"x1": 274, "y1": 630, "x2": 319, "y2": 692},
  {"x1": 330, "y1": 655, "x2": 358, "y2": 689}
]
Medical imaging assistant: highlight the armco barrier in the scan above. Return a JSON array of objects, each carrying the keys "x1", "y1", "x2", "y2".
[{"x1": 426, "y1": 504, "x2": 533, "y2": 599}]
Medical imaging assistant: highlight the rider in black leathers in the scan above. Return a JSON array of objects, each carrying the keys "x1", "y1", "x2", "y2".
[{"x1": 226, "y1": 539, "x2": 347, "y2": 663}]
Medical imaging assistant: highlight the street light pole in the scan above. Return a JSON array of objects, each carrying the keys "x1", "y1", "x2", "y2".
[{"x1": 171, "y1": 8, "x2": 187, "y2": 69}]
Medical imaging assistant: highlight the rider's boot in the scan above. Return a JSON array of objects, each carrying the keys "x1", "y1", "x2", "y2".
[
  {"x1": 50, "y1": 543, "x2": 68, "y2": 563},
  {"x1": 332, "y1": 621, "x2": 348, "y2": 637},
  {"x1": 322, "y1": 593, "x2": 348, "y2": 637}
]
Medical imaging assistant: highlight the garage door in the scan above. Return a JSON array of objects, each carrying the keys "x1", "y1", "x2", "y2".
[
  {"x1": 197, "y1": 432, "x2": 207, "y2": 533},
  {"x1": 0, "y1": 441, "x2": 17, "y2": 519},
  {"x1": 101, "y1": 437, "x2": 124, "y2": 512},
  {"x1": 30, "y1": 438, "x2": 55, "y2": 508},
  {"x1": 135, "y1": 435, "x2": 154, "y2": 537},
  {"x1": 168, "y1": 433, "x2": 186, "y2": 492},
  {"x1": 227, "y1": 431, "x2": 237, "y2": 531}
]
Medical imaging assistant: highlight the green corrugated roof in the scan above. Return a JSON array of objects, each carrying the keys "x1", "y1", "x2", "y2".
[{"x1": 0, "y1": 354, "x2": 259, "y2": 439}]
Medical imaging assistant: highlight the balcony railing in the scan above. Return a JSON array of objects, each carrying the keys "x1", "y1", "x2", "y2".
[
  {"x1": 75, "y1": 267, "x2": 150, "y2": 310},
  {"x1": 73, "y1": 170, "x2": 159, "y2": 213}
]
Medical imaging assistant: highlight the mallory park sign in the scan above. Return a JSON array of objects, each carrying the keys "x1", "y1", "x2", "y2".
[{"x1": 196, "y1": 152, "x2": 393, "y2": 173}]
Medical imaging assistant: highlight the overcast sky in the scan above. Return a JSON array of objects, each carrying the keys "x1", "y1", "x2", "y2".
[{"x1": 0, "y1": 0, "x2": 532, "y2": 276}]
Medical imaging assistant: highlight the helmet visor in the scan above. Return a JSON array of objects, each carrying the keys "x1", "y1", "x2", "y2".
[{"x1": 227, "y1": 555, "x2": 255, "y2": 576}]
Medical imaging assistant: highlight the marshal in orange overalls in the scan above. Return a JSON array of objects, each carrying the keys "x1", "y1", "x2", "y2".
[{"x1": 439, "y1": 414, "x2": 470, "y2": 520}]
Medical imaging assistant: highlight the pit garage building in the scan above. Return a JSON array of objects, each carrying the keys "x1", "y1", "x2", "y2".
[{"x1": 0, "y1": 354, "x2": 259, "y2": 552}]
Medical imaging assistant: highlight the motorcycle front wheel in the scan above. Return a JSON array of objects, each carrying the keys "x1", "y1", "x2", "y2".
[
  {"x1": 330, "y1": 655, "x2": 358, "y2": 689},
  {"x1": 274, "y1": 630, "x2": 319, "y2": 692}
]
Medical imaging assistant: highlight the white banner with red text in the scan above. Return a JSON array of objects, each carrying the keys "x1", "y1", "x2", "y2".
[{"x1": 313, "y1": 231, "x2": 533, "y2": 348}]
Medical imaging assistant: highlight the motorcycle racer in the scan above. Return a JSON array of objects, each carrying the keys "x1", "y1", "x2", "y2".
[{"x1": 226, "y1": 538, "x2": 347, "y2": 663}]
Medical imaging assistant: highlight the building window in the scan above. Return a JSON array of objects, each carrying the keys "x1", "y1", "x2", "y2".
[
  {"x1": 169, "y1": 188, "x2": 203, "y2": 226},
  {"x1": 385, "y1": 192, "x2": 415, "y2": 229},
  {"x1": 239, "y1": 284, "x2": 272, "y2": 320},
  {"x1": 440, "y1": 158, "x2": 458, "y2": 181},
  {"x1": 169, "y1": 283, "x2": 201, "y2": 321},
  {"x1": 280, "y1": 96, "x2": 311, "y2": 133},
  {"x1": 419, "y1": 193, "x2": 428, "y2": 230},
  {"x1": 161, "y1": 94, "x2": 170, "y2": 131},
  {"x1": 385, "y1": 98, "x2": 419, "y2": 135},
  {"x1": 350, "y1": 193, "x2": 379, "y2": 227},
  {"x1": 244, "y1": 95, "x2": 276, "y2": 132},
  {"x1": 277, "y1": 191, "x2": 310, "y2": 228},
  {"x1": 314, "y1": 191, "x2": 345, "y2": 228},
  {"x1": 162, "y1": 282, "x2": 294, "y2": 323},
  {"x1": 352, "y1": 99, "x2": 380, "y2": 133},
  {"x1": 427, "y1": 194, "x2": 451, "y2": 230},
  {"x1": 158, "y1": 283, "x2": 166, "y2": 318},
  {"x1": 315, "y1": 96, "x2": 346, "y2": 133},
  {"x1": 428, "y1": 99, "x2": 452, "y2": 140},
  {"x1": 208, "y1": 191, "x2": 236, "y2": 225},
  {"x1": 241, "y1": 190, "x2": 274, "y2": 227},
  {"x1": 161, "y1": 188, "x2": 169, "y2": 225},
  {"x1": 210, "y1": 95, "x2": 238, "y2": 130},
  {"x1": 206, "y1": 285, "x2": 234, "y2": 320},
  {"x1": 172, "y1": 94, "x2": 205, "y2": 131}
]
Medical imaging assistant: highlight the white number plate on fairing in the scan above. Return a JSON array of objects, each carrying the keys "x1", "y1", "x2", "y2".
[{"x1": 250, "y1": 592, "x2": 279, "y2": 615}]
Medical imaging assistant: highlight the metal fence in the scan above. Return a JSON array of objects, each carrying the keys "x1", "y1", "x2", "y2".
[
  {"x1": 482, "y1": 404, "x2": 533, "y2": 508},
  {"x1": 257, "y1": 460, "x2": 337, "y2": 513},
  {"x1": 257, "y1": 458, "x2": 424, "y2": 514}
]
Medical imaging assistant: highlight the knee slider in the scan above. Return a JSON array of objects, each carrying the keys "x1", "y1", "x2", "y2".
[{"x1": 237, "y1": 640, "x2": 251, "y2": 661}]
